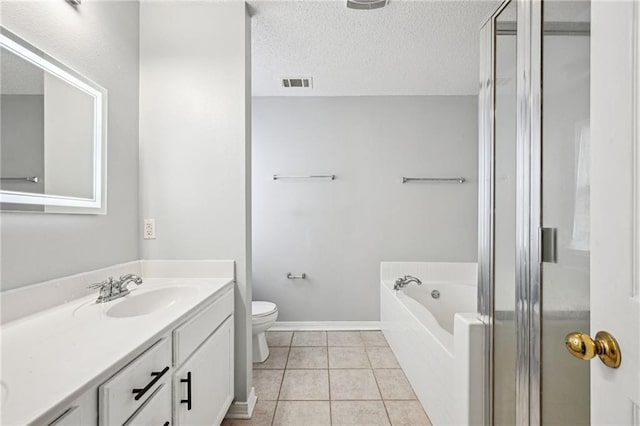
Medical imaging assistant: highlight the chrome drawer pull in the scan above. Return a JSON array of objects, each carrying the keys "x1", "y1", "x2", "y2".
[
  {"x1": 180, "y1": 371, "x2": 192, "y2": 410},
  {"x1": 131, "y1": 366, "x2": 170, "y2": 401}
]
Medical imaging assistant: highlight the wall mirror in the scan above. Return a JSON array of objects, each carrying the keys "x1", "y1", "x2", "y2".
[{"x1": 0, "y1": 26, "x2": 107, "y2": 213}]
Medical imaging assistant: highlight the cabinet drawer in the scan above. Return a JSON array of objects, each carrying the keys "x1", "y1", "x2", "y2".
[
  {"x1": 49, "y1": 406, "x2": 81, "y2": 426},
  {"x1": 173, "y1": 289, "x2": 233, "y2": 365},
  {"x1": 99, "y1": 338, "x2": 171, "y2": 426},
  {"x1": 124, "y1": 383, "x2": 171, "y2": 426}
]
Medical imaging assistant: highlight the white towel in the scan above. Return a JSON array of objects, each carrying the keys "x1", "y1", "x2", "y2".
[{"x1": 569, "y1": 120, "x2": 590, "y2": 251}]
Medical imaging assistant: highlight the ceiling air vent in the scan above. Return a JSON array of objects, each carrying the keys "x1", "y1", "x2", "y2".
[
  {"x1": 281, "y1": 77, "x2": 313, "y2": 89},
  {"x1": 346, "y1": 0, "x2": 388, "y2": 10}
]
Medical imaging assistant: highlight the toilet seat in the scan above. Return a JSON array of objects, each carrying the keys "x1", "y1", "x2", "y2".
[{"x1": 252, "y1": 301, "x2": 277, "y2": 318}]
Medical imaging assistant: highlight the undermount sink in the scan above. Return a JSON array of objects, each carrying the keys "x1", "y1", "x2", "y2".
[
  {"x1": 74, "y1": 286, "x2": 198, "y2": 318},
  {"x1": 106, "y1": 287, "x2": 198, "y2": 318}
]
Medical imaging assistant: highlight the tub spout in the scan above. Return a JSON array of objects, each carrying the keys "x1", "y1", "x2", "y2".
[{"x1": 393, "y1": 275, "x2": 423, "y2": 290}]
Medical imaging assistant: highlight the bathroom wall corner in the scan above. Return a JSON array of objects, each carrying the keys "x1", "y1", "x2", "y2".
[{"x1": 138, "y1": 0, "x2": 253, "y2": 411}]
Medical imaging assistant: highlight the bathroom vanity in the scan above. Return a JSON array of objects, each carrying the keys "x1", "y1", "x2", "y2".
[{"x1": 0, "y1": 261, "x2": 235, "y2": 426}]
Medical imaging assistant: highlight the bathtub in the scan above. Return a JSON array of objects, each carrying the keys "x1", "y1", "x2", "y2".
[{"x1": 380, "y1": 262, "x2": 483, "y2": 426}]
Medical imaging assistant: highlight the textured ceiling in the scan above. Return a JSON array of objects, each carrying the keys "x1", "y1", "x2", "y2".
[{"x1": 250, "y1": 0, "x2": 500, "y2": 96}]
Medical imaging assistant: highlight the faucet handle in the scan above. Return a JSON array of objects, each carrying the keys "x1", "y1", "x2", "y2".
[{"x1": 87, "y1": 277, "x2": 113, "y2": 289}]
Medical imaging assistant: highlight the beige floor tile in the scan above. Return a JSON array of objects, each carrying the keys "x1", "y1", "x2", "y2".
[
  {"x1": 273, "y1": 401, "x2": 331, "y2": 425},
  {"x1": 279, "y1": 369, "x2": 330, "y2": 400},
  {"x1": 329, "y1": 347, "x2": 371, "y2": 369},
  {"x1": 331, "y1": 401, "x2": 391, "y2": 425},
  {"x1": 360, "y1": 331, "x2": 389, "y2": 347},
  {"x1": 287, "y1": 347, "x2": 328, "y2": 369},
  {"x1": 328, "y1": 331, "x2": 365, "y2": 347},
  {"x1": 366, "y1": 347, "x2": 400, "y2": 369},
  {"x1": 267, "y1": 331, "x2": 293, "y2": 347},
  {"x1": 222, "y1": 400, "x2": 276, "y2": 425},
  {"x1": 384, "y1": 401, "x2": 432, "y2": 426},
  {"x1": 254, "y1": 347, "x2": 290, "y2": 370},
  {"x1": 253, "y1": 369, "x2": 284, "y2": 401},
  {"x1": 291, "y1": 331, "x2": 327, "y2": 347},
  {"x1": 374, "y1": 369, "x2": 416, "y2": 400},
  {"x1": 329, "y1": 369, "x2": 381, "y2": 400}
]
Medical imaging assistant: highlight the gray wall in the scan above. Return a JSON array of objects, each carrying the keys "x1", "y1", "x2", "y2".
[
  {"x1": 252, "y1": 96, "x2": 478, "y2": 321},
  {"x1": 0, "y1": 95, "x2": 45, "y2": 211},
  {"x1": 0, "y1": 1, "x2": 140, "y2": 290},
  {"x1": 139, "y1": 1, "x2": 253, "y2": 405}
]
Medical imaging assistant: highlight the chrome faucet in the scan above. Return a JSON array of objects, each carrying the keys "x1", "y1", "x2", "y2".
[
  {"x1": 393, "y1": 275, "x2": 422, "y2": 291},
  {"x1": 88, "y1": 274, "x2": 143, "y2": 303}
]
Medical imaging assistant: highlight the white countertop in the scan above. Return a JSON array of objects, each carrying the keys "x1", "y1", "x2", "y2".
[{"x1": 0, "y1": 277, "x2": 233, "y2": 426}]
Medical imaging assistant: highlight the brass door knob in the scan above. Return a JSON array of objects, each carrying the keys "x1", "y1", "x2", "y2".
[{"x1": 565, "y1": 330, "x2": 621, "y2": 368}]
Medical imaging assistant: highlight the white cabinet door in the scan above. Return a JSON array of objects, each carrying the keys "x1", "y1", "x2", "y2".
[{"x1": 173, "y1": 316, "x2": 234, "y2": 426}]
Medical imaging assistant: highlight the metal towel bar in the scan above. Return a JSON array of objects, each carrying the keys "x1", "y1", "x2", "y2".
[
  {"x1": 0, "y1": 176, "x2": 39, "y2": 183},
  {"x1": 286, "y1": 273, "x2": 306, "y2": 280},
  {"x1": 273, "y1": 175, "x2": 335, "y2": 181},
  {"x1": 401, "y1": 177, "x2": 465, "y2": 184}
]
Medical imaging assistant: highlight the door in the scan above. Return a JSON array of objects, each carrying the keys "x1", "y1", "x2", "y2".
[
  {"x1": 539, "y1": 1, "x2": 640, "y2": 424},
  {"x1": 538, "y1": 2, "x2": 591, "y2": 424},
  {"x1": 589, "y1": 2, "x2": 640, "y2": 424},
  {"x1": 173, "y1": 316, "x2": 234, "y2": 426},
  {"x1": 540, "y1": 1, "x2": 640, "y2": 424},
  {"x1": 481, "y1": 0, "x2": 640, "y2": 424}
]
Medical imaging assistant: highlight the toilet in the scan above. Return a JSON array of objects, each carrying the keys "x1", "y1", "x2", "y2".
[{"x1": 252, "y1": 301, "x2": 279, "y2": 363}]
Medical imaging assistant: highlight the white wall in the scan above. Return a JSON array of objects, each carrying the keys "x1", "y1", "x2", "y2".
[
  {"x1": 43, "y1": 73, "x2": 94, "y2": 199},
  {"x1": 0, "y1": 1, "x2": 140, "y2": 290},
  {"x1": 139, "y1": 1, "x2": 253, "y2": 407},
  {"x1": 252, "y1": 96, "x2": 478, "y2": 321}
]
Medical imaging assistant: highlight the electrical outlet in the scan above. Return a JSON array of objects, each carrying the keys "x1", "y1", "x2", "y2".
[{"x1": 143, "y1": 219, "x2": 156, "y2": 240}]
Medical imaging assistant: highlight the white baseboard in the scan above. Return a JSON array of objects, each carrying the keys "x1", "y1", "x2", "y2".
[
  {"x1": 271, "y1": 321, "x2": 381, "y2": 331},
  {"x1": 225, "y1": 387, "x2": 257, "y2": 419}
]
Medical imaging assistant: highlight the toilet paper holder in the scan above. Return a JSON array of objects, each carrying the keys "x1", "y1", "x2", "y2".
[{"x1": 286, "y1": 272, "x2": 306, "y2": 280}]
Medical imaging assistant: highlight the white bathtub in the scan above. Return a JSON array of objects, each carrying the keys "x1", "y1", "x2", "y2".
[{"x1": 380, "y1": 262, "x2": 483, "y2": 426}]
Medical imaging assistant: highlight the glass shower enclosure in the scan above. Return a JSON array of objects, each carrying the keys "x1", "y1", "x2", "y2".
[{"x1": 478, "y1": 0, "x2": 591, "y2": 424}]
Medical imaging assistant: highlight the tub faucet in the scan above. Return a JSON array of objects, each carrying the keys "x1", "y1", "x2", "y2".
[
  {"x1": 88, "y1": 274, "x2": 143, "y2": 303},
  {"x1": 393, "y1": 275, "x2": 422, "y2": 290}
]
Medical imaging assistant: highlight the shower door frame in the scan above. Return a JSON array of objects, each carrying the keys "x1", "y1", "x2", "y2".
[{"x1": 478, "y1": 0, "x2": 543, "y2": 424}]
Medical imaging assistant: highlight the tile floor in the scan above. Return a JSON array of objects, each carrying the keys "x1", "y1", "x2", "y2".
[{"x1": 223, "y1": 330, "x2": 432, "y2": 426}]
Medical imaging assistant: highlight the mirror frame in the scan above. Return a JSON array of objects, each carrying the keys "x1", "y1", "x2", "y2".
[{"x1": 0, "y1": 26, "x2": 107, "y2": 214}]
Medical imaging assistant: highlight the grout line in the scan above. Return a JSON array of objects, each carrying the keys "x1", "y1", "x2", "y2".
[
  {"x1": 270, "y1": 399, "x2": 277, "y2": 426},
  {"x1": 270, "y1": 343, "x2": 290, "y2": 426},
  {"x1": 372, "y1": 365, "x2": 393, "y2": 425},
  {"x1": 327, "y1": 343, "x2": 333, "y2": 425},
  {"x1": 274, "y1": 366, "x2": 286, "y2": 403},
  {"x1": 284, "y1": 345, "x2": 291, "y2": 370}
]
